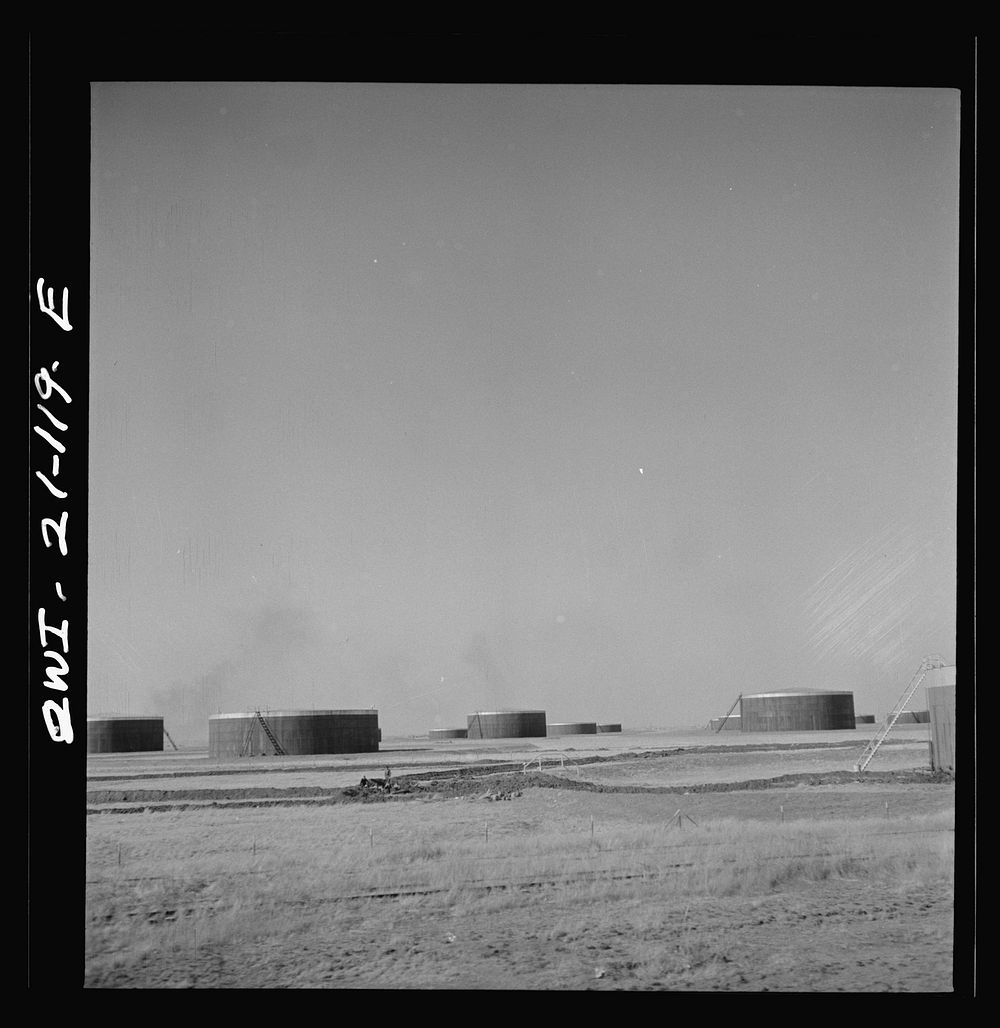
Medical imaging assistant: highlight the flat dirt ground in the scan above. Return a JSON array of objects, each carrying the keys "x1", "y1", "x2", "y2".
[{"x1": 85, "y1": 727, "x2": 963, "y2": 991}]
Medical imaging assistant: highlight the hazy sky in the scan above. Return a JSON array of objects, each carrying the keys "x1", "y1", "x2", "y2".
[{"x1": 88, "y1": 83, "x2": 959, "y2": 742}]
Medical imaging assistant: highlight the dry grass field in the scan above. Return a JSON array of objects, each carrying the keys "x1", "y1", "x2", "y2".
[{"x1": 85, "y1": 728, "x2": 957, "y2": 990}]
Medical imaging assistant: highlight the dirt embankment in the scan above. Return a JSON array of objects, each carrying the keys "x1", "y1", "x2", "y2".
[
  {"x1": 401, "y1": 768, "x2": 951, "y2": 798},
  {"x1": 87, "y1": 766, "x2": 952, "y2": 809}
]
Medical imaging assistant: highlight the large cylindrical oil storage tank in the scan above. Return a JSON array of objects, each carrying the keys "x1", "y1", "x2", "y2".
[
  {"x1": 890, "y1": 710, "x2": 930, "y2": 725},
  {"x1": 428, "y1": 728, "x2": 468, "y2": 740},
  {"x1": 87, "y1": 715, "x2": 164, "y2": 753},
  {"x1": 467, "y1": 710, "x2": 547, "y2": 740},
  {"x1": 208, "y1": 710, "x2": 380, "y2": 758},
  {"x1": 597, "y1": 723, "x2": 622, "y2": 733},
  {"x1": 709, "y1": 715, "x2": 741, "y2": 732},
  {"x1": 855, "y1": 714, "x2": 876, "y2": 725},
  {"x1": 547, "y1": 722, "x2": 598, "y2": 736},
  {"x1": 739, "y1": 690, "x2": 855, "y2": 732},
  {"x1": 926, "y1": 666, "x2": 956, "y2": 772}
]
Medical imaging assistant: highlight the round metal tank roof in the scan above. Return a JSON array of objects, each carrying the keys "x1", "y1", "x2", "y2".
[
  {"x1": 88, "y1": 713, "x2": 166, "y2": 719},
  {"x1": 742, "y1": 689, "x2": 854, "y2": 699},
  {"x1": 209, "y1": 709, "x2": 376, "y2": 719},
  {"x1": 467, "y1": 710, "x2": 547, "y2": 716},
  {"x1": 925, "y1": 666, "x2": 957, "y2": 688}
]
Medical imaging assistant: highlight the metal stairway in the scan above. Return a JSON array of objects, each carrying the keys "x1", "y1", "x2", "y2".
[
  {"x1": 255, "y1": 709, "x2": 287, "y2": 756},
  {"x1": 236, "y1": 710, "x2": 287, "y2": 756},
  {"x1": 163, "y1": 729, "x2": 179, "y2": 751},
  {"x1": 714, "y1": 693, "x2": 742, "y2": 733},
  {"x1": 854, "y1": 654, "x2": 945, "y2": 772}
]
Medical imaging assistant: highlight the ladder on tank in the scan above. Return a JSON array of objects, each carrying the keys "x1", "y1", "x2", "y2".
[
  {"x1": 237, "y1": 710, "x2": 287, "y2": 756},
  {"x1": 854, "y1": 654, "x2": 945, "y2": 773},
  {"x1": 255, "y1": 709, "x2": 287, "y2": 756},
  {"x1": 714, "y1": 693, "x2": 742, "y2": 733}
]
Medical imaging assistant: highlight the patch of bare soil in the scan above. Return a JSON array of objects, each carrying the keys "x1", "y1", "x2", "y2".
[{"x1": 85, "y1": 875, "x2": 954, "y2": 991}]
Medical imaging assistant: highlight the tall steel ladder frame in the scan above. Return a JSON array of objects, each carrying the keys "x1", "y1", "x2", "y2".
[
  {"x1": 854, "y1": 654, "x2": 945, "y2": 772},
  {"x1": 714, "y1": 693, "x2": 742, "y2": 733},
  {"x1": 255, "y1": 709, "x2": 287, "y2": 756}
]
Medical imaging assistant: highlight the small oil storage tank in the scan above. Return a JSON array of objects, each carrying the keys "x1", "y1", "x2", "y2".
[
  {"x1": 597, "y1": 723, "x2": 622, "y2": 733},
  {"x1": 209, "y1": 709, "x2": 379, "y2": 758},
  {"x1": 856, "y1": 714, "x2": 876, "y2": 725},
  {"x1": 428, "y1": 728, "x2": 468, "y2": 741},
  {"x1": 467, "y1": 710, "x2": 547, "y2": 740},
  {"x1": 547, "y1": 722, "x2": 598, "y2": 736},
  {"x1": 87, "y1": 715, "x2": 165, "y2": 754},
  {"x1": 740, "y1": 689, "x2": 855, "y2": 732},
  {"x1": 926, "y1": 665, "x2": 956, "y2": 772},
  {"x1": 709, "y1": 715, "x2": 741, "y2": 732}
]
